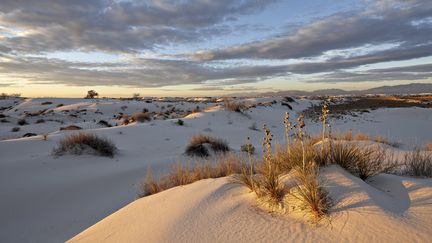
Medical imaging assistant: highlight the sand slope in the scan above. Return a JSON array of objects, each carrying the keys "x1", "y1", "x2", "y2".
[{"x1": 70, "y1": 166, "x2": 432, "y2": 243}]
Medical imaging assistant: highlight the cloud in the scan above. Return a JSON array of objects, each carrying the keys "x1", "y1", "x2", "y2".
[
  {"x1": 192, "y1": 0, "x2": 432, "y2": 61},
  {"x1": 307, "y1": 63, "x2": 432, "y2": 83},
  {"x1": 0, "y1": 0, "x2": 276, "y2": 53}
]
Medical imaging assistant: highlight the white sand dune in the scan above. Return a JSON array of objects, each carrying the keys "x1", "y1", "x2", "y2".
[
  {"x1": 1, "y1": 97, "x2": 431, "y2": 242},
  {"x1": 69, "y1": 166, "x2": 432, "y2": 243}
]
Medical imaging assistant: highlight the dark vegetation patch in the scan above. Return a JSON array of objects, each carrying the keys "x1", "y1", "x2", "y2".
[{"x1": 53, "y1": 133, "x2": 116, "y2": 157}]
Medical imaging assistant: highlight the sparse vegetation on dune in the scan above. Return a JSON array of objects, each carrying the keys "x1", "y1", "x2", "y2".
[
  {"x1": 403, "y1": 149, "x2": 432, "y2": 177},
  {"x1": 327, "y1": 142, "x2": 397, "y2": 180},
  {"x1": 139, "y1": 153, "x2": 244, "y2": 197},
  {"x1": 52, "y1": 133, "x2": 117, "y2": 157},
  {"x1": 223, "y1": 98, "x2": 248, "y2": 113},
  {"x1": 185, "y1": 134, "x2": 230, "y2": 157},
  {"x1": 291, "y1": 164, "x2": 332, "y2": 222},
  {"x1": 130, "y1": 112, "x2": 151, "y2": 123}
]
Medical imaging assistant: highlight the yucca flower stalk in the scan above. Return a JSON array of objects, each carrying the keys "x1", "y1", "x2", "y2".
[
  {"x1": 320, "y1": 102, "x2": 330, "y2": 154},
  {"x1": 262, "y1": 124, "x2": 273, "y2": 170},
  {"x1": 283, "y1": 112, "x2": 292, "y2": 153},
  {"x1": 297, "y1": 114, "x2": 306, "y2": 170}
]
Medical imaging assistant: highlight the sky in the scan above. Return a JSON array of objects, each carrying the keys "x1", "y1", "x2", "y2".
[{"x1": 0, "y1": 0, "x2": 431, "y2": 97}]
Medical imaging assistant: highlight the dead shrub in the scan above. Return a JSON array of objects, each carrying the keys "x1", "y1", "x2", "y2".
[{"x1": 52, "y1": 133, "x2": 117, "y2": 157}]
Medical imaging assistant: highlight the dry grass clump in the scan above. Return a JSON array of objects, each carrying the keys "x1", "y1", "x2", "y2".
[
  {"x1": 223, "y1": 98, "x2": 248, "y2": 113},
  {"x1": 403, "y1": 149, "x2": 432, "y2": 177},
  {"x1": 139, "y1": 153, "x2": 243, "y2": 197},
  {"x1": 273, "y1": 143, "x2": 317, "y2": 172},
  {"x1": 328, "y1": 142, "x2": 397, "y2": 180},
  {"x1": 185, "y1": 134, "x2": 230, "y2": 157},
  {"x1": 329, "y1": 131, "x2": 399, "y2": 147},
  {"x1": 52, "y1": 133, "x2": 116, "y2": 157},
  {"x1": 425, "y1": 143, "x2": 432, "y2": 151},
  {"x1": 130, "y1": 112, "x2": 151, "y2": 123},
  {"x1": 291, "y1": 164, "x2": 332, "y2": 222}
]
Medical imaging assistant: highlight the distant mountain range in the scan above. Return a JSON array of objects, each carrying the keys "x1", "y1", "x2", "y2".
[{"x1": 235, "y1": 83, "x2": 432, "y2": 97}]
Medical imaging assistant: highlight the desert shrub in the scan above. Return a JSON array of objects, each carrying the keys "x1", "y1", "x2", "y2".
[
  {"x1": 254, "y1": 164, "x2": 286, "y2": 206},
  {"x1": 185, "y1": 143, "x2": 209, "y2": 157},
  {"x1": 240, "y1": 143, "x2": 255, "y2": 154},
  {"x1": 1, "y1": 118, "x2": 9, "y2": 123},
  {"x1": 234, "y1": 162, "x2": 257, "y2": 193},
  {"x1": 223, "y1": 98, "x2": 247, "y2": 113},
  {"x1": 273, "y1": 143, "x2": 317, "y2": 173},
  {"x1": 176, "y1": 119, "x2": 184, "y2": 126},
  {"x1": 56, "y1": 103, "x2": 64, "y2": 107},
  {"x1": 185, "y1": 134, "x2": 230, "y2": 157},
  {"x1": 328, "y1": 142, "x2": 397, "y2": 180},
  {"x1": 97, "y1": 120, "x2": 112, "y2": 127},
  {"x1": 11, "y1": 127, "x2": 20, "y2": 132},
  {"x1": 139, "y1": 153, "x2": 243, "y2": 197},
  {"x1": 35, "y1": 119, "x2": 45, "y2": 124},
  {"x1": 281, "y1": 102, "x2": 293, "y2": 110},
  {"x1": 291, "y1": 164, "x2": 331, "y2": 222},
  {"x1": 17, "y1": 119, "x2": 28, "y2": 126},
  {"x1": 403, "y1": 149, "x2": 432, "y2": 177},
  {"x1": 41, "y1": 101, "x2": 53, "y2": 105},
  {"x1": 328, "y1": 142, "x2": 364, "y2": 172},
  {"x1": 210, "y1": 138, "x2": 230, "y2": 153},
  {"x1": 425, "y1": 143, "x2": 432, "y2": 151},
  {"x1": 355, "y1": 146, "x2": 398, "y2": 180},
  {"x1": 131, "y1": 112, "x2": 151, "y2": 122},
  {"x1": 52, "y1": 133, "x2": 116, "y2": 157}
]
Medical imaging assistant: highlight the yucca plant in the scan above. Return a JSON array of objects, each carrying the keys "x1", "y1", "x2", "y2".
[{"x1": 292, "y1": 163, "x2": 331, "y2": 222}]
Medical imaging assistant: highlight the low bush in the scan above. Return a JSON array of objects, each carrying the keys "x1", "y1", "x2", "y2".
[
  {"x1": 328, "y1": 142, "x2": 397, "y2": 180},
  {"x1": 17, "y1": 119, "x2": 28, "y2": 126},
  {"x1": 11, "y1": 127, "x2": 20, "y2": 132},
  {"x1": 403, "y1": 149, "x2": 432, "y2": 177},
  {"x1": 131, "y1": 112, "x2": 151, "y2": 123},
  {"x1": 52, "y1": 133, "x2": 117, "y2": 157},
  {"x1": 223, "y1": 98, "x2": 247, "y2": 113},
  {"x1": 185, "y1": 134, "x2": 230, "y2": 157}
]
